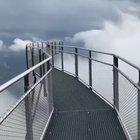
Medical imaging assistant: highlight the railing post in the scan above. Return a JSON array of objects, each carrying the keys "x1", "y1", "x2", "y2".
[
  {"x1": 54, "y1": 42, "x2": 57, "y2": 54},
  {"x1": 47, "y1": 60, "x2": 54, "y2": 113},
  {"x1": 31, "y1": 47, "x2": 35, "y2": 67},
  {"x1": 59, "y1": 41, "x2": 61, "y2": 53},
  {"x1": 41, "y1": 48, "x2": 46, "y2": 75},
  {"x1": 47, "y1": 60, "x2": 50, "y2": 71},
  {"x1": 25, "y1": 45, "x2": 29, "y2": 69},
  {"x1": 75, "y1": 48, "x2": 78, "y2": 78},
  {"x1": 61, "y1": 42, "x2": 64, "y2": 71},
  {"x1": 47, "y1": 43, "x2": 50, "y2": 55},
  {"x1": 39, "y1": 49, "x2": 43, "y2": 76},
  {"x1": 51, "y1": 42, "x2": 54, "y2": 67},
  {"x1": 31, "y1": 48, "x2": 36, "y2": 84},
  {"x1": 89, "y1": 50, "x2": 92, "y2": 89},
  {"x1": 138, "y1": 71, "x2": 140, "y2": 139},
  {"x1": 41, "y1": 42, "x2": 44, "y2": 50},
  {"x1": 113, "y1": 56, "x2": 119, "y2": 111},
  {"x1": 42, "y1": 51, "x2": 47, "y2": 97},
  {"x1": 24, "y1": 74, "x2": 33, "y2": 140}
]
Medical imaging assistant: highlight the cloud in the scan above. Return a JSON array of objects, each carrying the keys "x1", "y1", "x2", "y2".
[
  {"x1": 0, "y1": 40, "x2": 3, "y2": 50},
  {"x1": 0, "y1": 0, "x2": 139, "y2": 39},
  {"x1": 9, "y1": 38, "x2": 31, "y2": 51},
  {"x1": 68, "y1": 12, "x2": 140, "y2": 66},
  {"x1": 0, "y1": 38, "x2": 31, "y2": 52}
]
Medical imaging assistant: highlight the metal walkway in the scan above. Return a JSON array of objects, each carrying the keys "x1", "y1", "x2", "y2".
[
  {"x1": 1, "y1": 41, "x2": 140, "y2": 139},
  {"x1": 44, "y1": 69, "x2": 126, "y2": 140}
]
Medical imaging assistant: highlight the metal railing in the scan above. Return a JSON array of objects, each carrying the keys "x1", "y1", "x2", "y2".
[
  {"x1": 0, "y1": 45, "x2": 53, "y2": 140},
  {"x1": 28, "y1": 41, "x2": 140, "y2": 140},
  {"x1": 0, "y1": 41, "x2": 140, "y2": 139}
]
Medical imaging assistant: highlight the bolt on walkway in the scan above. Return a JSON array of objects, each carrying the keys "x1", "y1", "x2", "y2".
[{"x1": 44, "y1": 69, "x2": 126, "y2": 140}]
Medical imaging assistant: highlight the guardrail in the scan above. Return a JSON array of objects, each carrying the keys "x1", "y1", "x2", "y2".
[
  {"x1": 0, "y1": 41, "x2": 140, "y2": 140},
  {"x1": 27, "y1": 41, "x2": 140, "y2": 140},
  {"x1": 0, "y1": 45, "x2": 53, "y2": 140}
]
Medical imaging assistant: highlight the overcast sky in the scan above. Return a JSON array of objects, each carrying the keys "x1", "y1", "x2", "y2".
[
  {"x1": 0, "y1": 0, "x2": 140, "y2": 43},
  {"x1": 1, "y1": 0, "x2": 140, "y2": 83}
]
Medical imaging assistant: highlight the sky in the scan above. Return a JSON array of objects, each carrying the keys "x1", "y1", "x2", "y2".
[
  {"x1": 1, "y1": 0, "x2": 140, "y2": 83},
  {"x1": 0, "y1": 0, "x2": 139, "y2": 42}
]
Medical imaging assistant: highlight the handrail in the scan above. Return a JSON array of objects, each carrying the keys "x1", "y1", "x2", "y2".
[
  {"x1": 29, "y1": 46, "x2": 52, "y2": 58},
  {"x1": 28, "y1": 41, "x2": 140, "y2": 71},
  {"x1": 0, "y1": 68, "x2": 52, "y2": 124},
  {"x1": 63, "y1": 44, "x2": 140, "y2": 70},
  {"x1": 63, "y1": 44, "x2": 114, "y2": 56},
  {"x1": 27, "y1": 41, "x2": 140, "y2": 88},
  {"x1": 113, "y1": 65, "x2": 140, "y2": 90},
  {"x1": 0, "y1": 56, "x2": 52, "y2": 93},
  {"x1": 114, "y1": 54, "x2": 140, "y2": 71},
  {"x1": 0, "y1": 45, "x2": 54, "y2": 140},
  {"x1": 60, "y1": 51, "x2": 113, "y2": 67},
  {"x1": 44, "y1": 42, "x2": 140, "y2": 71},
  {"x1": 27, "y1": 42, "x2": 114, "y2": 56}
]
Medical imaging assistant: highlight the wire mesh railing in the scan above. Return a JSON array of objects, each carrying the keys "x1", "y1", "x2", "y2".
[
  {"x1": 0, "y1": 45, "x2": 53, "y2": 140},
  {"x1": 118, "y1": 71, "x2": 138, "y2": 139}
]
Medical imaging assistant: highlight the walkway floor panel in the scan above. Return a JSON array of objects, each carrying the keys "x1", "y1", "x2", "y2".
[{"x1": 44, "y1": 69, "x2": 126, "y2": 140}]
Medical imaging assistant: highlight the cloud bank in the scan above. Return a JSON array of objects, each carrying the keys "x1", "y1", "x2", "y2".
[
  {"x1": 9, "y1": 38, "x2": 31, "y2": 51},
  {"x1": 69, "y1": 12, "x2": 140, "y2": 66},
  {"x1": 0, "y1": 0, "x2": 139, "y2": 40},
  {"x1": 0, "y1": 38, "x2": 31, "y2": 52}
]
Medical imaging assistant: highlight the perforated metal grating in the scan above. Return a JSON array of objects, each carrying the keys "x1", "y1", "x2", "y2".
[{"x1": 44, "y1": 69, "x2": 126, "y2": 140}]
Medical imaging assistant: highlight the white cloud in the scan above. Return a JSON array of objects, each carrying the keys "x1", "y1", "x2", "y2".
[
  {"x1": 9, "y1": 38, "x2": 31, "y2": 51},
  {"x1": 0, "y1": 0, "x2": 138, "y2": 39},
  {"x1": 0, "y1": 40, "x2": 4, "y2": 50},
  {"x1": 0, "y1": 38, "x2": 31, "y2": 52},
  {"x1": 69, "y1": 12, "x2": 140, "y2": 66}
]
